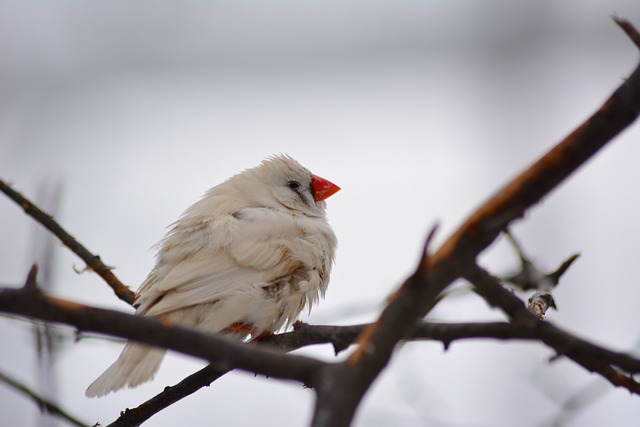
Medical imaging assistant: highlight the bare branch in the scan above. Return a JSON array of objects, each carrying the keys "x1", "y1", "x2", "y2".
[
  {"x1": 107, "y1": 363, "x2": 230, "y2": 427},
  {"x1": 2, "y1": 273, "x2": 639, "y2": 426},
  {"x1": 3, "y1": 271, "x2": 550, "y2": 427},
  {"x1": 0, "y1": 179, "x2": 136, "y2": 305},
  {"x1": 349, "y1": 225, "x2": 439, "y2": 364},
  {"x1": 420, "y1": 17, "x2": 640, "y2": 306},
  {"x1": 0, "y1": 285, "x2": 324, "y2": 386},
  {"x1": 307, "y1": 21, "x2": 640, "y2": 424},
  {"x1": 311, "y1": 226, "x2": 439, "y2": 427},
  {"x1": 109, "y1": 321, "x2": 359, "y2": 427},
  {"x1": 464, "y1": 263, "x2": 640, "y2": 393},
  {"x1": 111, "y1": 319, "x2": 542, "y2": 426},
  {"x1": 303, "y1": 17, "x2": 640, "y2": 427}
]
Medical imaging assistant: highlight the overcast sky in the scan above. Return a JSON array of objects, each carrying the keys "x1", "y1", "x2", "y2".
[{"x1": 2, "y1": 1, "x2": 640, "y2": 426}]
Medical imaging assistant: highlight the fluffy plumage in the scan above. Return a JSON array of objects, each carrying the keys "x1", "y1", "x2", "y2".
[{"x1": 86, "y1": 155, "x2": 339, "y2": 397}]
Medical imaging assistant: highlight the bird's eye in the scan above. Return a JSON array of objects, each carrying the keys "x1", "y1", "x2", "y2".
[{"x1": 287, "y1": 181, "x2": 301, "y2": 190}]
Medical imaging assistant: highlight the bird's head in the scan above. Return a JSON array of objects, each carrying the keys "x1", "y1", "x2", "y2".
[{"x1": 243, "y1": 155, "x2": 340, "y2": 217}]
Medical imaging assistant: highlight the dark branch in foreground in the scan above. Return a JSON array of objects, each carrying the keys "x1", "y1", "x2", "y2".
[
  {"x1": 2, "y1": 274, "x2": 640, "y2": 427},
  {"x1": 615, "y1": 16, "x2": 640, "y2": 48},
  {"x1": 311, "y1": 226, "x2": 440, "y2": 427},
  {"x1": 419, "y1": 15, "x2": 640, "y2": 306},
  {"x1": 0, "y1": 179, "x2": 136, "y2": 305},
  {"x1": 310, "y1": 17, "x2": 640, "y2": 427},
  {"x1": 14, "y1": 267, "x2": 633, "y2": 427},
  {"x1": 109, "y1": 319, "x2": 542, "y2": 427},
  {"x1": 0, "y1": 272, "x2": 555, "y2": 427},
  {"x1": 0, "y1": 283, "x2": 324, "y2": 386}
]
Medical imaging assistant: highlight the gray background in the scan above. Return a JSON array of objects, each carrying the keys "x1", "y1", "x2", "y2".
[{"x1": 1, "y1": 1, "x2": 640, "y2": 426}]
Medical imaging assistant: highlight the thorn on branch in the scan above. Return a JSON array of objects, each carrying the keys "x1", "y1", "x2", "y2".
[
  {"x1": 418, "y1": 223, "x2": 439, "y2": 274},
  {"x1": 24, "y1": 264, "x2": 39, "y2": 291},
  {"x1": 548, "y1": 253, "x2": 581, "y2": 285},
  {"x1": 614, "y1": 16, "x2": 640, "y2": 50},
  {"x1": 332, "y1": 340, "x2": 350, "y2": 356}
]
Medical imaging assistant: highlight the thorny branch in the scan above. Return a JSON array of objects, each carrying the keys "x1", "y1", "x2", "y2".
[
  {"x1": 4, "y1": 269, "x2": 640, "y2": 427},
  {"x1": 0, "y1": 272, "x2": 590, "y2": 427},
  {"x1": 0, "y1": 277, "x2": 323, "y2": 387},
  {"x1": 0, "y1": 16, "x2": 639, "y2": 427},
  {"x1": 110, "y1": 319, "x2": 542, "y2": 427},
  {"x1": 310, "y1": 16, "x2": 640, "y2": 427},
  {"x1": 311, "y1": 227, "x2": 439, "y2": 427}
]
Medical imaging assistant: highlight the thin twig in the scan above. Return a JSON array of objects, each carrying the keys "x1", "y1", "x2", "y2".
[
  {"x1": 107, "y1": 363, "x2": 230, "y2": 427},
  {"x1": 0, "y1": 179, "x2": 136, "y2": 305},
  {"x1": 0, "y1": 369, "x2": 88, "y2": 427}
]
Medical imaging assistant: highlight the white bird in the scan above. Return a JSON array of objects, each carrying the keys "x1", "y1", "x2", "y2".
[{"x1": 86, "y1": 155, "x2": 340, "y2": 397}]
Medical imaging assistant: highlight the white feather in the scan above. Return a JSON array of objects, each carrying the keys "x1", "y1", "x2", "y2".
[{"x1": 86, "y1": 155, "x2": 338, "y2": 397}]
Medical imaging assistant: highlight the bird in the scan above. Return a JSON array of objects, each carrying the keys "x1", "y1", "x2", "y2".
[{"x1": 86, "y1": 155, "x2": 340, "y2": 397}]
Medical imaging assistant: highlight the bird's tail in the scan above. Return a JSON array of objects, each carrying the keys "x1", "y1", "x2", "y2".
[{"x1": 85, "y1": 343, "x2": 166, "y2": 398}]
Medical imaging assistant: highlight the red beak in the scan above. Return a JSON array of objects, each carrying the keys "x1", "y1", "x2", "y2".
[{"x1": 311, "y1": 174, "x2": 341, "y2": 202}]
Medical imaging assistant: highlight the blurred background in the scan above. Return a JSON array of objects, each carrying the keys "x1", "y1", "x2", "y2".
[{"x1": 1, "y1": 1, "x2": 640, "y2": 426}]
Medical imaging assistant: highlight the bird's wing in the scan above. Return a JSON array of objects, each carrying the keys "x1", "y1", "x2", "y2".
[{"x1": 136, "y1": 208, "x2": 305, "y2": 317}]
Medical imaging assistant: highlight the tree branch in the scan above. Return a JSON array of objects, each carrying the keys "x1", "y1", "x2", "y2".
[
  {"x1": 464, "y1": 263, "x2": 640, "y2": 393},
  {"x1": 421, "y1": 31, "x2": 640, "y2": 302},
  {"x1": 0, "y1": 284, "x2": 324, "y2": 386},
  {"x1": 310, "y1": 227, "x2": 440, "y2": 427},
  {"x1": 310, "y1": 17, "x2": 640, "y2": 426},
  {"x1": 0, "y1": 179, "x2": 136, "y2": 305},
  {"x1": 114, "y1": 319, "x2": 543, "y2": 427},
  {"x1": 2, "y1": 272, "x2": 639, "y2": 425},
  {"x1": 107, "y1": 363, "x2": 230, "y2": 427}
]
